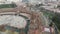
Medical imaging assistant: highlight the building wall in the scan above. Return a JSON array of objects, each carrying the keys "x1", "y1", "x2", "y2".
[
  {"x1": 28, "y1": 0, "x2": 41, "y2": 4},
  {"x1": 0, "y1": 0, "x2": 22, "y2": 4}
]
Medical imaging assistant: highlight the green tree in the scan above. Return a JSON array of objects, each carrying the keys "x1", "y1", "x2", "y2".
[{"x1": 52, "y1": 13, "x2": 60, "y2": 30}]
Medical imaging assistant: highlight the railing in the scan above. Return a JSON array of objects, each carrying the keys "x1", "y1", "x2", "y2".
[{"x1": 53, "y1": 23, "x2": 59, "y2": 34}]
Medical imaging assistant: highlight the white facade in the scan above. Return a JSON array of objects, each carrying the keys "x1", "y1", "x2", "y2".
[
  {"x1": 7, "y1": 0, "x2": 21, "y2": 2},
  {"x1": 0, "y1": 0, "x2": 22, "y2": 4},
  {"x1": 29, "y1": 0, "x2": 44, "y2": 4},
  {"x1": 0, "y1": 0, "x2": 11, "y2": 4}
]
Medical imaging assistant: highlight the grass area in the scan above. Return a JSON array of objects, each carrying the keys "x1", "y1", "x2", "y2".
[
  {"x1": 0, "y1": 4, "x2": 17, "y2": 9},
  {"x1": 40, "y1": 7, "x2": 55, "y2": 19}
]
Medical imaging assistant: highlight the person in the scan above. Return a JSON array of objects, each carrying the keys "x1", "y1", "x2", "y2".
[{"x1": 49, "y1": 23, "x2": 55, "y2": 34}]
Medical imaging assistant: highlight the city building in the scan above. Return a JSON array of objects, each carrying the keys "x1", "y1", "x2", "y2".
[{"x1": 0, "y1": 0, "x2": 22, "y2": 4}]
